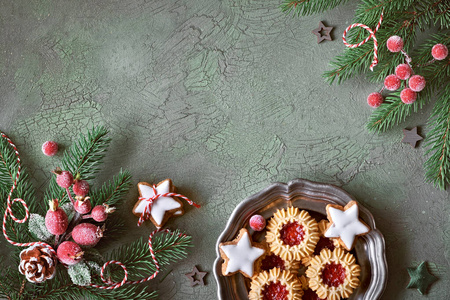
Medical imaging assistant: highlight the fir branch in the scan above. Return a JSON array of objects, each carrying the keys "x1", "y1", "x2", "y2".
[
  {"x1": 28, "y1": 269, "x2": 157, "y2": 300},
  {"x1": 424, "y1": 84, "x2": 450, "y2": 189},
  {"x1": 366, "y1": 92, "x2": 426, "y2": 132},
  {"x1": 106, "y1": 230, "x2": 192, "y2": 282},
  {"x1": 44, "y1": 126, "x2": 111, "y2": 205},
  {"x1": 280, "y1": 0, "x2": 349, "y2": 16},
  {"x1": 90, "y1": 169, "x2": 132, "y2": 207}
]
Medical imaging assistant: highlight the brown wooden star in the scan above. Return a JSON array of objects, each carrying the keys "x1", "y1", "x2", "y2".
[
  {"x1": 312, "y1": 21, "x2": 333, "y2": 43},
  {"x1": 402, "y1": 127, "x2": 423, "y2": 148},
  {"x1": 185, "y1": 266, "x2": 207, "y2": 287}
]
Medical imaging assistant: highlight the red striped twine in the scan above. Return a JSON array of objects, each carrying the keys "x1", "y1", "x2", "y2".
[
  {"x1": 342, "y1": 10, "x2": 384, "y2": 71},
  {"x1": 137, "y1": 185, "x2": 200, "y2": 226},
  {"x1": 1, "y1": 132, "x2": 57, "y2": 257},
  {"x1": 89, "y1": 228, "x2": 187, "y2": 289}
]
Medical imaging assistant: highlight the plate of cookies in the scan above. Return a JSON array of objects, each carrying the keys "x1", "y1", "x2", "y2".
[{"x1": 213, "y1": 179, "x2": 387, "y2": 300}]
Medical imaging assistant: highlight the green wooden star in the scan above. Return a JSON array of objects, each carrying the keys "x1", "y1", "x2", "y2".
[{"x1": 406, "y1": 261, "x2": 438, "y2": 295}]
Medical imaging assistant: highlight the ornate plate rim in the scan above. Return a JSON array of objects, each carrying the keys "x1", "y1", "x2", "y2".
[{"x1": 213, "y1": 178, "x2": 388, "y2": 300}]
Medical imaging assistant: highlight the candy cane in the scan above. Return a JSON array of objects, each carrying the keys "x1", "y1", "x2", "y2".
[
  {"x1": 137, "y1": 185, "x2": 200, "y2": 226},
  {"x1": 89, "y1": 228, "x2": 187, "y2": 289},
  {"x1": 342, "y1": 10, "x2": 384, "y2": 71},
  {"x1": 1, "y1": 132, "x2": 57, "y2": 257}
]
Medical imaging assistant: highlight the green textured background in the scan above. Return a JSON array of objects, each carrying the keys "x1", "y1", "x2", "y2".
[{"x1": 0, "y1": 0, "x2": 448, "y2": 299}]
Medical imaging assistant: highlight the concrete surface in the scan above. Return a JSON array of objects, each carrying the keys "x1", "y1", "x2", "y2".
[{"x1": 0, "y1": 0, "x2": 448, "y2": 299}]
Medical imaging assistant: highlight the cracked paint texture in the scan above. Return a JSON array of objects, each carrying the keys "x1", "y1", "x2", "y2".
[{"x1": 0, "y1": 0, "x2": 448, "y2": 299}]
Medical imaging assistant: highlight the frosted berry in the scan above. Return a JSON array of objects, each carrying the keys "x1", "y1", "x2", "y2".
[
  {"x1": 431, "y1": 43, "x2": 448, "y2": 60},
  {"x1": 249, "y1": 215, "x2": 266, "y2": 231},
  {"x1": 384, "y1": 74, "x2": 401, "y2": 91},
  {"x1": 73, "y1": 179, "x2": 90, "y2": 197},
  {"x1": 57, "y1": 241, "x2": 83, "y2": 265},
  {"x1": 53, "y1": 168, "x2": 74, "y2": 189},
  {"x1": 367, "y1": 92, "x2": 383, "y2": 108},
  {"x1": 408, "y1": 75, "x2": 426, "y2": 92},
  {"x1": 400, "y1": 88, "x2": 417, "y2": 104},
  {"x1": 386, "y1": 36, "x2": 404, "y2": 52},
  {"x1": 41, "y1": 141, "x2": 58, "y2": 156},
  {"x1": 72, "y1": 223, "x2": 103, "y2": 247},
  {"x1": 89, "y1": 204, "x2": 116, "y2": 222},
  {"x1": 45, "y1": 199, "x2": 68, "y2": 235},
  {"x1": 395, "y1": 64, "x2": 412, "y2": 80},
  {"x1": 73, "y1": 197, "x2": 92, "y2": 215}
]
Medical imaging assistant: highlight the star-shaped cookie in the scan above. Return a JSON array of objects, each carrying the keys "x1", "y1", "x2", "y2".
[
  {"x1": 407, "y1": 261, "x2": 438, "y2": 295},
  {"x1": 132, "y1": 179, "x2": 184, "y2": 228},
  {"x1": 185, "y1": 265, "x2": 207, "y2": 287},
  {"x1": 312, "y1": 21, "x2": 333, "y2": 43},
  {"x1": 324, "y1": 201, "x2": 370, "y2": 251},
  {"x1": 219, "y1": 228, "x2": 265, "y2": 278}
]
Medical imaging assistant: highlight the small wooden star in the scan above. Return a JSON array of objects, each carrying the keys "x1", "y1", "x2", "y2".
[
  {"x1": 406, "y1": 261, "x2": 438, "y2": 295},
  {"x1": 402, "y1": 127, "x2": 423, "y2": 148},
  {"x1": 312, "y1": 21, "x2": 333, "y2": 43},
  {"x1": 185, "y1": 266, "x2": 207, "y2": 287}
]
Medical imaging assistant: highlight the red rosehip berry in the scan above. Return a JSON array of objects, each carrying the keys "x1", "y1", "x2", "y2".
[
  {"x1": 367, "y1": 92, "x2": 383, "y2": 108},
  {"x1": 72, "y1": 223, "x2": 103, "y2": 247},
  {"x1": 395, "y1": 64, "x2": 412, "y2": 80},
  {"x1": 41, "y1": 141, "x2": 58, "y2": 156},
  {"x1": 249, "y1": 215, "x2": 266, "y2": 231},
  {"x1": 408, "y1": 75, "x2": 426, "y2": 92},
  {"x1": 53, "y1": 168, "x2": 74, "y2": 189},
  {"x1": 57, "y1": 241, "x2": 84, "y2": 265},
  {"x1": 45, "y1": 199, "x2": 68, "y2": 235},
  {"x1": 73, "y1": 179, "x2": 90, "y2": 197},
  {"x1": 387, "y1": 36, "x2": 404, "y2": 53},
  {"x1": 431, "y1": 43, "x2": 448, "y2": 60},
  {"x1": 400, "y1": 88, "x2": 417, "y2": 104},
  {"x1": 384, "y1": 74, "x2": 401, "y2": 91},
  {"x1": 73, "y1": 197, "x2": 92, "y2": 215},
  {"x1": 89, "y1": 204, "x2": 116, "y2": 222}
]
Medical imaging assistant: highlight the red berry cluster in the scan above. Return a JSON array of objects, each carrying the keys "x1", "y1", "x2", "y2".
[
  {"x1": 45, "y1": 169, "x2": 115, "y2": 265},
  {"x1": 366, "y1": 36, "x2": 448, "y2": 108}
]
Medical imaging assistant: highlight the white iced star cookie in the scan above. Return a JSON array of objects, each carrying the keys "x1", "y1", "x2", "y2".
[
  {"x1": 324, "y1": 201, "x2": 370, "y2": 251},
  {"x1": 219, "y1": 228, "x2": 266, "y2": 278},
  {"x1": 132, "y1": 179, "x2": 184, "y2": 228}
]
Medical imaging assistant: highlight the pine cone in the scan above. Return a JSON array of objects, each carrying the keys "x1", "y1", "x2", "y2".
[{"x1": 19, "y1": 245, "x2": 57, "y2": 283}]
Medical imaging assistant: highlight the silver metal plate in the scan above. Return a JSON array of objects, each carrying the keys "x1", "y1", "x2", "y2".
[{"x1": 213, "y1": 178, "x2": 387, "y2": 300}]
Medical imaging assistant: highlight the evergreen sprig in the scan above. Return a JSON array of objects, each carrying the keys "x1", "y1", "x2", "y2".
[
  {"x1": 0, "y1": 134, "x2": 37, "y2": 242},
  {"x1": 106, "y1": 230, "x2": 192, "y2": 282},
  {"x1": 283, "y1": 0, "x2": 450, "y2": 188},
  {"x1": 44, "y1": 126, "x2": 111, "y2": 205},
  {"x1": 27, "y1": 270, "x2": 157, "y2": 300},
  {"x1": 424, "y1": 84, "x2": 450, "y2": 189},
  {"x1": 90, "y1": 170, "x2": 132, "y2": 207},
  {"x1": 280, "y1": 0, "x2": 349, "y2": 16}
]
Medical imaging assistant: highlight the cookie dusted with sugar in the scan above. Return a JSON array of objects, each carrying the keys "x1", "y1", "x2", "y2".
[
  {"x1": 249, "y1": 268, "x2": 303, "y2": 300},
  {"x1": 219, "y1": 228, "x2": 265, "y2": 278},
  {"x1": 324, "y1": 201, "x2": 370, "y2": 251},
  {"x1": 132, "y1": 179, "x2": 184, "y2": 228},
  {"x1": 265, "y1": 207, "x2": 320, "y2": 261},
  {"x1": 306, "y1": 248, "x2": 361, "y2": 300}
]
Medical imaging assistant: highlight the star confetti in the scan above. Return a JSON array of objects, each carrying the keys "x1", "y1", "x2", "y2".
[
  {"x1": 185, "y1": 266, "x2": 207, "y2": 287},
  {"x1": 324, "y1": 201, "x2": 370, "y2": 251},
  {"x1": 312, "y1": 21, "x2": 333, "y2": 43},
  {"x1": 407, "y1": 261, "x2": 438, "y2": 295},
  {"x1": 402, "y1": 127, "x2": 423, "y2": 148}
]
